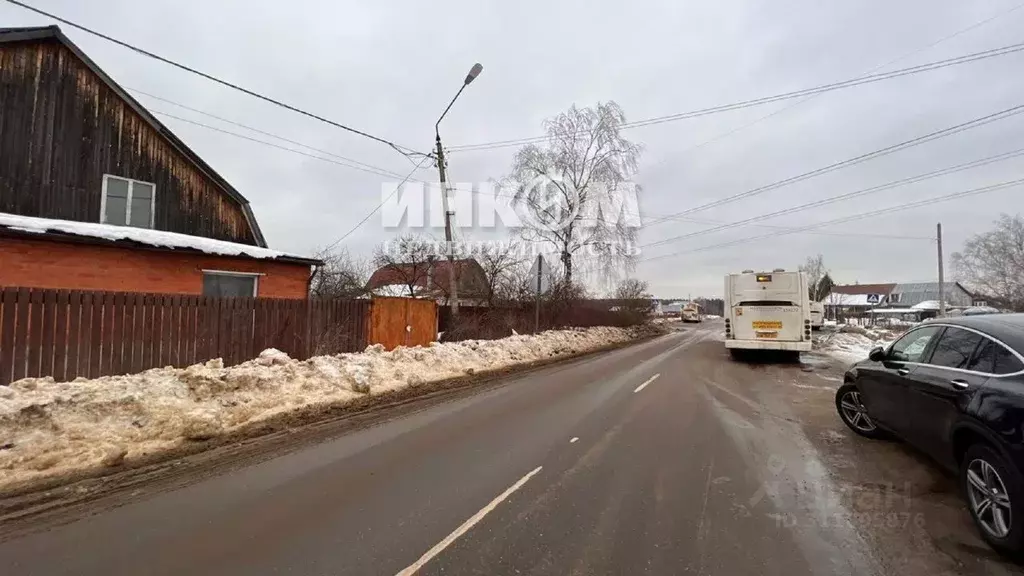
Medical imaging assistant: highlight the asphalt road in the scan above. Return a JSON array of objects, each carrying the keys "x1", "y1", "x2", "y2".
[{"x1": 0, "y1": 322, "x2": 1017, "y2": 575}]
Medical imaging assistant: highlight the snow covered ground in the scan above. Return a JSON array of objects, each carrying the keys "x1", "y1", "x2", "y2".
[
  {"x1": 817, "y1": 325, "x2": 902, "y2": 365},
  {"x1": 0, "y1": 326, "x2": 644, "y2": 492}
]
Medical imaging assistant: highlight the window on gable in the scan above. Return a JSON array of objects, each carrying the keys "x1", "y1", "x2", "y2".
[{"x1": 102, "y1": 175, "x2": 155, "y2": 228}]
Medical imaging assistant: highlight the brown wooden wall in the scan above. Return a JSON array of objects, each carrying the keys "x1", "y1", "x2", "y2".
[{"x1": 0, "y1": 38, "x2": 257, "y2": 244}]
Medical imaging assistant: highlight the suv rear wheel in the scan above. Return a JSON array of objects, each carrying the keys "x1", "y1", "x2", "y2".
[{"x1": 962, "y1": 443, "x2": 1024, "y2": 555}]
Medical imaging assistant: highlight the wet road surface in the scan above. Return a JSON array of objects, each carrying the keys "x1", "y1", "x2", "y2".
[{"x1": 0, "y1": 321, "x2": 1019, "y2": 575}]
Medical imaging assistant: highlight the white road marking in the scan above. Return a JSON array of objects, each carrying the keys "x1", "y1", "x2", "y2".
[
  {"x1": 570, "y1": 437, "x2": 579, "y2": 444},
  {"x1": 396, "y1": 466, "x2": 543, "y2": 575},
  {"x1": 634, "y1": 373, "x2": 660, "y2": 393}
]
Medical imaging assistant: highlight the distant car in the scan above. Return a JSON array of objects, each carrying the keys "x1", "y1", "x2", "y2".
[
  {"x1": 809, "y1": 301, "x2": 824, "y2": 331},
  {"x1": 964, "y1": 306, "x2": 1002, "y2": 316},
  {"x1": 834, "y1": 314, "x2": 1024, "y2": 555}
]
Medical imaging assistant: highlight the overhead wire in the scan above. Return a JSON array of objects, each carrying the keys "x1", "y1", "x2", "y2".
[
  {"x1": 153, "y1": 110, "x2": 431, "y2": 182},
  {"x1": 448, "y1": 41, "x2": 1024, "y2": 152},
  {"x1": 640, "y1": 146, "x2": 1024, "y2": 248},
  {"x1": 323, "y1": 156, "x2": 435, "y2": 251},
  {"x1": 133, "y1": 88, "x2": 429, "y2": 181},
  {"x1": 637, "y1": 179, "x2": 1024, "y2": 263},
  {"x1": 2, "y1": 0, "x2": 427, "y2": 159},
  {"x1": 637, "y1": 101, "x2": 1024, "y2": 228},
  {"x1": 665, "y1": 1, "x2": 1024, "y2": 160}
]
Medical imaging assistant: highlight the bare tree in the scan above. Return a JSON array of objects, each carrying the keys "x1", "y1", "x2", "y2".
[
  {"x1": 495, "y1": 259, "x2": 536, "y2": 304},
  {"x1": 614, "y1": 278, "x2": 651, "y2": 301},
  {"x1": 476, "y1": 240, "x2": 527, "y2": 305},
  {"x1": 310, "y1": 246, "x2": 370, "y2": 299},
  {"x1": 952, "y1": 214, "x2": 1024, "y2": 311},
  {"x1": 799, "y1": 254, "x2": 830, "y2": 301},
  {"x1": 371, "y1": 234, "x2": 438, "y2": 297},
  {"x1": 614, "y1": 278, "x2": 654, "y2": 320},
  {"x1": 507, "y1": 102, "x2": 643, "y2": 284}
]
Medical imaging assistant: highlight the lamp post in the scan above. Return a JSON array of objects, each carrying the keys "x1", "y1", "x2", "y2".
[{"x1": 435, "y1": 63, "x2": 483, "y2": 316}]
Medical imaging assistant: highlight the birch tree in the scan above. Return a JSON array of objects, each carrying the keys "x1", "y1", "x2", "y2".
[
  {"x1": 952, "y1": 214, "x2": 1024, "y2": 311},
  {"x1": 508, "y1": 102, "x2": 643, "y2": 284}
]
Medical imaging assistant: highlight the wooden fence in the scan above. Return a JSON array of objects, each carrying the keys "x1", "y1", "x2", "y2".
[{"x1": 0, "y1": 287, "x2": 375, "y2": 386}]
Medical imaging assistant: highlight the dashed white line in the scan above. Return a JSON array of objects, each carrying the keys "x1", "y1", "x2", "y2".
[
  {"x1": 634, "y1": 373, "x2": 660, "y2": 393},
  {"x1": 570, "y1": 437, "x2": 579, "y2": 444},
  {"x1": 395, "y1": 466, "x2": 543, "y2": 575}
]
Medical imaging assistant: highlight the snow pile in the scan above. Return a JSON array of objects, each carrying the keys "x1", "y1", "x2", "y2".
[
  {"x1": 0, "y1": 212, "x2": 309, "y2": 261},
  {"x1": 818, "y1": 325, "x2": 901, "y2": 365},
  {"x1": 0, "y1": 326, "x2": 640, "y2": 491}
]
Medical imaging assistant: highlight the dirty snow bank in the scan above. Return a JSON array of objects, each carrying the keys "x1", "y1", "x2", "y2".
[
  {"x1": 0, "y1": 326, "x2": 646, "y2": 492},
  {"x1": 818, "y1": 325, "x2": 902, "y2": 365}
]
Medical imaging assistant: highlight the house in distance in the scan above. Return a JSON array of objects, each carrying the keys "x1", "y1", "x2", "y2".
[{"x1": 0, "y1": 26, "x2": 320, "y2": 298}]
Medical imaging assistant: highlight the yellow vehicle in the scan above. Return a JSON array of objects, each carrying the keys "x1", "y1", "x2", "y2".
[{"x1": 680, "y1": 302, "x2": 702, "y2": 323}]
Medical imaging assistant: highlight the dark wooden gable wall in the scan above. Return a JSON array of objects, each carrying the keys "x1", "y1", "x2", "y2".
[{"x1": 0, "y1": 38, "x2": 258, "y2": 245}]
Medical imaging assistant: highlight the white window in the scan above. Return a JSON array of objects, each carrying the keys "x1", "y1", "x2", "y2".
[
  {"x1": 202, "y1": 270, "x2": 260, "y2": 297},
  {"x1": 889, "y1": 293, "x2": 901, "y2": 303},
  {"x1": 101, "y1": 175, "x2": 155, "y2": 228}
]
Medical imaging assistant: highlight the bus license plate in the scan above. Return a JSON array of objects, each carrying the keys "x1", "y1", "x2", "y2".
[
  {"x1": 756, "y1": 332, "x2": 778, "y2": 339},
  {"x1": 752, "y1": 321, "x2": 783, "y2": 330}
]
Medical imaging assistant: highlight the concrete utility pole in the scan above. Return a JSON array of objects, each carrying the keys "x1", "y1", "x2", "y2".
[
  {"x1": 535, "y1": 254, "x2": 542, "y2": 333},
  {"x1": 434, "y1": 63, "x2": 483, "y2": 317},
  {"x1": 434, "y1": 139, "x2": 459, "y2": 315},
  {"x1": 937, "y1": 222, "x2": 946, "y2": 317}
]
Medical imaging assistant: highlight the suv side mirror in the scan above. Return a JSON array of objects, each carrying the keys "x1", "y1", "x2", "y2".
[{"x1": 868, "y1": 346, "x2": 886, "y2": 362}]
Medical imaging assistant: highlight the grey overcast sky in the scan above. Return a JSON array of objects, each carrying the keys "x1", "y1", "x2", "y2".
[{"x1": 4, "y1": 0, "x2": 1023, "y2": 298}]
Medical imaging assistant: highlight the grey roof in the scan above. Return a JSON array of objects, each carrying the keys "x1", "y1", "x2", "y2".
[
  {"x1": 938, "y1": 314, "x2": 1024, "y2": 352},
  {"x1": 0, "y1": 26, "x2": 268, "y2": 248},
  {"x1": 891, "y1": 282, "x2": 972, "y2": 294},
  {"x1": 890, "y1": 282, "x2": 973, "y2": 306}
]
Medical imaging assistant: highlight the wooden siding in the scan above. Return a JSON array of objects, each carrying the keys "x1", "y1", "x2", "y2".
[{"x1": 0, "y1": 38, "x2": 257, "y2": 244}]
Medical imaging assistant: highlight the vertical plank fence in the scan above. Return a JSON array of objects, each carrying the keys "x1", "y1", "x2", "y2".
[{"x1": 0, "y1": 287, "x2": 377, "y2": 386}]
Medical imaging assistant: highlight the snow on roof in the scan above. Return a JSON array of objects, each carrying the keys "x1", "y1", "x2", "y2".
[
  {"x1": 823, "y1": 293, "x2": 883, "y2": 306},
  {"x1": 868, "y1": 307, "x2": 920, "y2": 314},
  {"x1": 0, "y1": 212, "x2": 316, "y2": 263}
]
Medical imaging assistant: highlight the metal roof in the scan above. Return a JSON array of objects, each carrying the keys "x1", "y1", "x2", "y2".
[
  {"x1": 829, "y1": 283, "x2": 896, "y2": 295},
  {"x1": 0, "y1": 26, "x2": 269, "y2": 248}
]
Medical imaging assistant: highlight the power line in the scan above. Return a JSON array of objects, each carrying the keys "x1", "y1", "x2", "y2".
[
  {"x1": 641, "y1": 146, "x2": 1024, "y2": 248},
  {"x1": 153, "y1": 110, "x2": 431, "y2": 182},
  {"x1": 448, "y1": 41, "x2": 1024, "y2": 152},
  {"x1": 638, "y1": 179, "x2": 1024, "y2": 263},
  {"x1": 133, "y1": 88, "x2": 427, "y2": 180},
  {"x1": 663, "y1": 1, "x2": 1024, "y2": 160},
  {"x1": 3, "y1": 0, "x2": 426, "y2": 159},
  {"x1": 659, "y1": 215, "x2": 934, "y2": 241},
  {"x1": 639, "y1": 101, "x2": 1024, "y2": 228},
  {"x1": 323, "y1": 156, "x2": 434, "y2": 251}
]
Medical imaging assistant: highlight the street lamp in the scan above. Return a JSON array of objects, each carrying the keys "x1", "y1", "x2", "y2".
[{"x1": 435, "y1": 63, "x2": 483, "y2": 316}]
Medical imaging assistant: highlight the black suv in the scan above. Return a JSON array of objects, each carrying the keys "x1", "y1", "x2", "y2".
[{"x1": 835, "y1": 314, "x2": 1024, "y2": 554}]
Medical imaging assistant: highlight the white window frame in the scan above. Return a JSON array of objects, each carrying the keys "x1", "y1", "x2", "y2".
[
  {"x1": 100, "y1": 174, "x2": 157, "y2": 228},
  {"x1": 201, "y1": 270, "x2": 262, "y2": 297}
]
